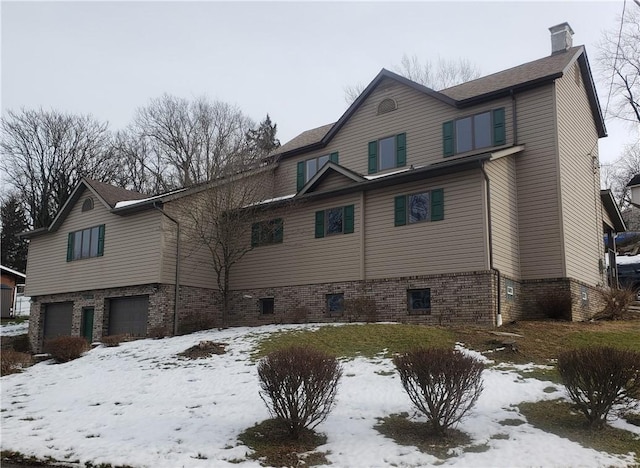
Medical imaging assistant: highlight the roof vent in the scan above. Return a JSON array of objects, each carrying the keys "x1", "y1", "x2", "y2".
[{"x1": 549, "y1": 22, "x2": 574, "y2": 55}]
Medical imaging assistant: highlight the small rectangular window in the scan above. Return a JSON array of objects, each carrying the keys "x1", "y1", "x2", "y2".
[
  {"x1": 315, "y1": 205, "x2": 354, "y2": 238},
  {"x1": 89, "y1": 226, "x2": 100, "y2": 257},
  {"x1": 326, "y1": 207, "x2": 344, "y2": 235},
  {"x1": 443, "y1": 108, "x2": 505, "y2": 157},
  {"x1": 302, "y1": 153, "x2": 336, "y2": 183},
  {"x1": 379, "y1": 136, "x2": 396, "y2": 171},
  {"x1": 326, "y1": 293, "x2": 344, "y2": 314},
  {"x1": 306, "y1": 159, "x2": 317, "y2": 182},
  {"x1": 260, "y1": 298, "x2": 274, "y2": 315},
  {"x1": 455, "y1": 117, "x2": 473, "y2": 153},
  {"x1": 408, "y1": 289, "x2": 431, "y2": 314},
  {"x1": 408, "y1": 193, "x2": 430, "y2": 224},
  {"x1": 474, "y1": 112, "x2": 492, "y2": 149}
]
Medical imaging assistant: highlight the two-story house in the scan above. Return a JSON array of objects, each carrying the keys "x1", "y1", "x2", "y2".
[{"x1": 23, "y1": 23, "x2": 625, "y2": 352}]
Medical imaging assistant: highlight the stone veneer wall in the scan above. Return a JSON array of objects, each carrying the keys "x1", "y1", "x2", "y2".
[{"x1": 226, "y1": 271, "x2": 499, "y2": 328}]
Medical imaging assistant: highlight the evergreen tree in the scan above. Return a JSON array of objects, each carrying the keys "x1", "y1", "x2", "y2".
[
  {"x1": 1, "y1": 194, "x2": 29, "y2": 272},
  {"x1": 246, "y1": 114, "x2": 280, "y2": 158}
]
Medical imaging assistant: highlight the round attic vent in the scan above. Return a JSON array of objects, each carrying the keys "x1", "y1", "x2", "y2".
[
  {"x1": 82, "y1": 197, "x2": 94, "y2": 212},
  {"x1": 377, "y1": 98, "x2": 397, "y2": 115}
]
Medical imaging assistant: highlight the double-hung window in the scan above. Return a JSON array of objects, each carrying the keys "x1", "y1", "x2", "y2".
[
  {"x1": 315, "y1": 205, "x2": 354, "y2": 238},
  {"x1": 443, "y1": 108, "x2": 505, "y2": 157},
  {"x1": 296, "y1": 152, "x2": 339, "y2": 191},
  {"x1": 394, "y1": 189, "x2": 444, "y2": 226},
  {"x1": 368, "y1": 133, "x2": 406, "y2": 174},
  {"x1": 67, "y1": 225, "x2": 105, "y2": 261},
  {"x1": 251, "y1": 218, "x2": 284, "y2": 247}
]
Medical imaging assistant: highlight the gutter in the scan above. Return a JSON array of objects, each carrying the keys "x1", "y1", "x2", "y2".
[
  {"x1": 153, "y1": 203, "x2": 180, "y2": 336},
  {"x1": 480, "y1": 162, "x2": 502, "y2": 327}
]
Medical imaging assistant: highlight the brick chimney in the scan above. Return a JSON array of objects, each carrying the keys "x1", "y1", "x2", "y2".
[{"x1": 549, "y1": 22, "x2": 574, "y2": 55}]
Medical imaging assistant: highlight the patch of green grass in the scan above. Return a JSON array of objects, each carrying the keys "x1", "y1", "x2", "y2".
[
  {"x1": 1, "y1": 317, "x2": 28, "y2": 325},
  {"x1": 517, "y1": 367, "x2": 561, "y2": 384},
  {"x1": 566, "y1": 331, "x2": 640, "y2": 351},
  {"x1": 237, "y1": 418, "x2": 328, "y2": 467},
  {"x1": 375, "y1": 413, "x2": 472, "y2": 460},
  {"x1": 254, "y1": 324, "x2": 455, "y2": 359},
  {"x1": 519, "y1": 399, "x2": 640, "y2": 455}
]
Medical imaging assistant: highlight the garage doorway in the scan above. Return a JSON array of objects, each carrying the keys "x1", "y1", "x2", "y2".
[
  {"x1": 108, "y1": 296, "x2": 149, "y2": 336},
  {"x1": 44, "y1": 302, "x2": 73, "y2": 339}
]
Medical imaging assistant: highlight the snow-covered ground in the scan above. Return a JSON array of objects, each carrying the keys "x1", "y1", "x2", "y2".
[
  {"x1": 1, "y1": 323, "x2": 637, "y2": 468},
  {"x1": 0, "y1": 319, "x2": 28, "y2": 337}
]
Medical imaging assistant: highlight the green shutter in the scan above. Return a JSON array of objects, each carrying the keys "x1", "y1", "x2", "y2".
[
  {"x1": 493, "y1": 108, "x2": 505, "y2": 146},
  {"x1": 315, "y1": 211, "x2": 325, "y2": 238},
  {"x1": 394, "y1": 195, "x2": 407, "y2": 226},
  {"x1": 443, "y1": 121, "x2": 454, "y2": 157},
  {"x1": 431, "y1": 189, "x2": 444, "y2": 221},
  {"x1": 67, "y1": 232, "x2": 74, "y2": 262},
  {"x1": 251, "y1": 223, "x2": 260, "y2": 247},
  {"x1": 274, "y1": 219, "x2": 283, "y2": 243},
  {"x1": 97, "y1": 225, "x2": 106, "y2": 256},
  {"x1": 330, "y1": 152, "x2": 339, "y2": 164},
  {"x1": 296, "y1": 161, "x2": 305, "y2": 191},
  {"x1": 396, "y1": 133, "x2": 406, "y2": 167},
  {"x1": 344, "y1": 205, "x2": 354, "y2": 234},
  {"x1": 368, "y1": 141, "x2": 378, "y2": 174}
]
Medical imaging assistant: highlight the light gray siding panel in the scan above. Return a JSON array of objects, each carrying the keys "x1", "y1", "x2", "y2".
[
  {"x1": 274, "y1": 78, "x2": 513, "y2": 197},
  {"x1": 365, "y1": 171, "x2": 487, "y2": 279},
  {"x1": 485, "y1": 157, "x2": 521, "y2": 278},
  {"x1": 230, "y1": 194, "x2": 362, "y2": 289},
  {"x1": 312, "y1": 172, "x2": 358, "y2": 193},
  {"x1": 556, "y1": 69, "x2": 605, "y2": 286},
  {"x1": 513, "y1": 85, "x2": 564, "y2": 279},
  {"x1": 25, "y1": 191, "x2": 163, "y2": 296}
]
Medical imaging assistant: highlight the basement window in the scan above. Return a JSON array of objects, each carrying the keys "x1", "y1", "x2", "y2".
[
  {"x1": 407, "y1": 289, "x2": 431, "y2": 314},
  {"x1": 259, "y1": 298, "x2": 274, "y2": 315},
  {"x1": 326, "y1": 294, "x2": 344, "y2": 315}
]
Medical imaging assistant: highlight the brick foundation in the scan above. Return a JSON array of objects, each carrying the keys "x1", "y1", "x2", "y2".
[{"x1": 28, "y1": 272, "x2": 607, "y2": 352}]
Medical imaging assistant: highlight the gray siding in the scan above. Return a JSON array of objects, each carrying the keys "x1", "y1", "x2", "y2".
[
  {"x1": 274, "y1": 78, "x2": 513, "y2": 197},
  {"x1": 556, "y1": 67, "x2": 605, "y2": 286},
  {"x1": 485, "y1": 156, "x2": 521, "y2": 278},
  {"x1": 25, "y1": 190, "x2": 163, "y2": 296},
  {"x1": 513, "y1": 85, "x2": 565, "y2": 280}
]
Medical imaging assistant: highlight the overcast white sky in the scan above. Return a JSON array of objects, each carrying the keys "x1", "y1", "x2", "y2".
[{"x1": 1, "y1": 1, "x2": 637, "y2": 165}]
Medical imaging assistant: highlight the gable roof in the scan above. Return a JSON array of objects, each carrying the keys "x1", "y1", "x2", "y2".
[
  {"x1": 273, "y1": 45, "x2": 605, "y2": 159},
  {"x1": 601, "y1": 190, "x2": 626, "y2": 232},
  {"x1": 84, "y1": 179, "x2": 148, "y2": 208},
  {"x1": 297, "y1": 162, "x2": 366, "y2": 196}
]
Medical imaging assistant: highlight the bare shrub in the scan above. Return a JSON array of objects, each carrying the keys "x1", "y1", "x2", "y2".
[
  {"x1": 594, "y1": 287, "x2": 636, "y2": 320},
  {"x1": 101, "y1": 335, "x2": 127, "y2": 347},
  {"x1": 44, "y1": 336, "x2": 90, "y2": 363},
  {"x1": 257, "y1": 346, "x2": 342, "y2": 439},
  {"x1": 557, "y1": 346, "x2": 640, "y2": 429},
  {"x1": 536, "y1": 290, "x2": 572, "y2": 320},
  {"x1": 148, "y1": 326, "x2": 168, "y2": 339},
  {"x1": 287, "y1": 306, "x2": 309, "y2": 324},
  {"x1": 393, "y1": 347, "x2": 484, "y2": 436},
  {"x1": 344, "y1": 297, "x2": 377, "y2": 323},
  {"x1": 1, "y1": 350, "x2": 32, "y2": 375}
]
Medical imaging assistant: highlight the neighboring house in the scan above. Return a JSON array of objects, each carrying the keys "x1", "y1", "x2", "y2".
[
  {"x1": 22, "y1": 23, "x2": 625, "y2": 352},
  {"x1": 1, "y1": 265, "x2": 26, "y2": 318}
]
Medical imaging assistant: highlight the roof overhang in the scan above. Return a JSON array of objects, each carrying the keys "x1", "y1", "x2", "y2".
[{"x1": 601, "y1": 190, "x2": 626, "y2": 232}]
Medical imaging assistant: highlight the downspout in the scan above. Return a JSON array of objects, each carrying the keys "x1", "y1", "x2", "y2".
[
  {"x1": 153, "y1": 203, "x2": 180, "y2": 336},
  {"x1": 481, "y1": 162, "x2": 502, "y2": 327}
]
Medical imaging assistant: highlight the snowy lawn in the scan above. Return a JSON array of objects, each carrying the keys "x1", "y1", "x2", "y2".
[
  {"x1": 0, "y1": 319, "x2": 29, "y2": 337},
  {"x1": 1, "y1": 323, "x2": 638, "y2": 467}
]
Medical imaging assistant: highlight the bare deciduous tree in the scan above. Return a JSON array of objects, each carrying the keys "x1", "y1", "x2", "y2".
[
  {"x1": 1, "y1": 109, "x2": 115, "y2": 228},
  {"x1": 110, "y1": 129, "x2": 168, "y2": 194},
  {"x1": 132, "y1": 95, "x2": 255, "y2": 188},
  {"x1": 344, "y1": 54, "x2": 481, "y2": 103},
  {"x1": 599, "y1": 7, "x2": 640, "y2": 124}
]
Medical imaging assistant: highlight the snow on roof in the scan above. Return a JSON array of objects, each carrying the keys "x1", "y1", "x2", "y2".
[
  {"x1": 363, "y1": 165, "x2": 424, "y2": 180},
  {"x1": 245, "y1": 193, "x2": 296, "y2": 208},
  {"x1": 616, "y1": 254, "x2": 640, "y2": 265},
  {"x1": 113, "y1": 187, "x2": 188, "y2": 209}
]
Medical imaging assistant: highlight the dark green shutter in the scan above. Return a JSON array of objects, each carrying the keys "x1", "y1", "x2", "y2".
[
  {"x1": 296, "y1": 161, "x2": 305, "y2": 191},
  {"x1": 330, "y1": 152, "x2": 339, "y2": 164},
  {"x1": 443, "y1": 121, "x2": 454, "y2": 157},
  {"x1": 97, "y1": 225, "x2": 105, "y2": 256},
  {"x1": 368, "y1": 141, "x2": 378, "y2": 174},
  {"x1": 251, "y1": 223, "x2": 260, "y2": 247},
  {"x1": 344, "y1": 205, "x2": 354, "y2": 234},
  {"x1": 396, "y1": 133, "x2": 406, "y2": 167},
  {"x1": 315, "y1": 211, "x2": 325, "y2": 238},
  {"x1": 274, "y1": 218, "x2": 283, "y2": 243},
  {"x1": 394, "y1": 196, "x2": 407, "y2": 226},
  {"x1": 67, "y1": 232, "x2": 74, "y2": 262},
  {"x1": 431, "y1": 189, "x2": 444, "y2": 221},
  {"x1": 493, "y1": 108, "x2": 505, "y2": 146}
]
